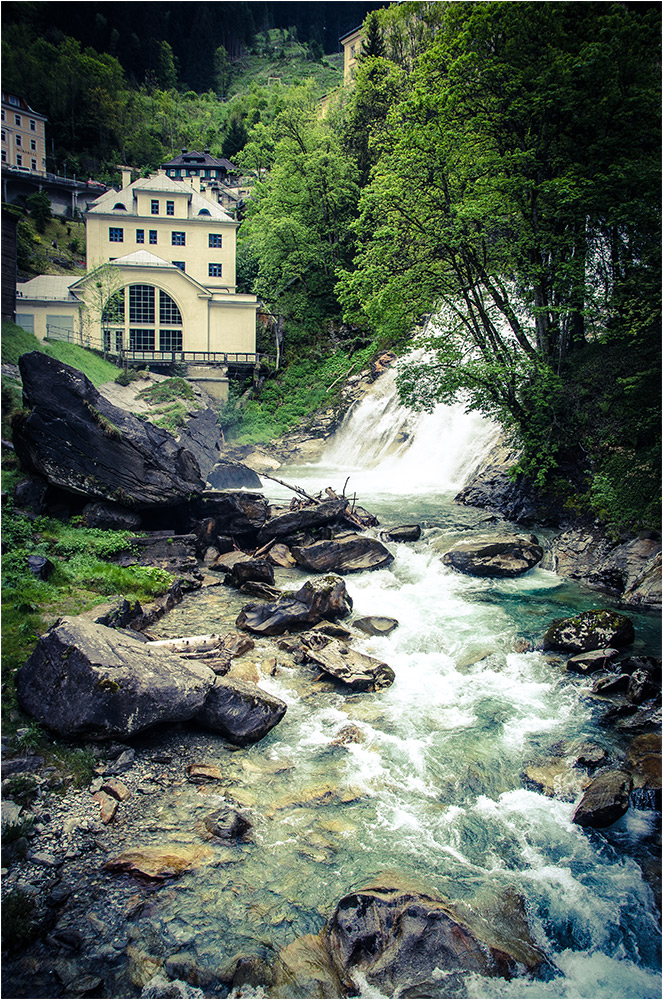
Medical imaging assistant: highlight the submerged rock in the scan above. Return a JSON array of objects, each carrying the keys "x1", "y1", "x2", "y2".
[
  {"x1": 542, "y1": 610, "x2": 635, "y2": 653},
  {"x1": 327, "y1": 879, "x2": 549, "y2": 996},
  {"x1": 381, "y1": 524, "x2": 422, "y2": 542},
  {"x1": 15, "y1": 617, "x2": 215, "y2": 739},
  {"x1": 105, "y1": 845, "x2": 212, "y2": 880},
  {"x1": 353, "y1": 616, "x2": 399, "y2": 637},
  {"x1": 566, "y1": 647, "x2": 620, "y2": 674},
  {"x1": 203, "y1": 806, "x2": 252, "y2": 840},
  {"x1": 441, "y1": 532, "x2": 543, "y2": 578}
]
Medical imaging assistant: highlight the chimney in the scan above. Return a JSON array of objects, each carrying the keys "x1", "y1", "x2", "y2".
[{"x1": 118, "y1": 165, "x2": 132, "y2": 188}]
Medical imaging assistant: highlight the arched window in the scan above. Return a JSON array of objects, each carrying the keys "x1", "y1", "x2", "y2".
[
  {"x1": 113, "y1": 202, "x2": 127, "y2": 210},
  {"x1": 99, "y1": 285, "x2": 184, "y2": 355},
  {"x1": 198, "y1": 208, "x2": 211, "y2": 216}
]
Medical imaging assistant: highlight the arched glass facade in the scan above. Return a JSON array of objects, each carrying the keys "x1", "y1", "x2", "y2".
[{"x1": 102, "y1": 284, "x2": 183, "y2": 353}]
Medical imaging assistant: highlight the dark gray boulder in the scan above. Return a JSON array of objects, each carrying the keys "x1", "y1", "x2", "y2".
[
  {"x1": 227, "y1": 558, "x2": 275, "y2": 589},
  {"x1": 441, "y1": 532, "x2": 543, "y2": 578},
  {"x1": 26, "y1": 554, "x2": 54, "y2": 580},
  {"x1": 304, "y1": 639, "x2": 395, "y2": 691},
  {"x1": 542, "y1": 610, "x2": 635, "y2": 652},
  {"x1": 236, "y1": 575, "x2": 352, "y2": 636},
  {"x1": 566, "y1": 647, "x2": 620, "y2": 674},
  {"x1": 13, "y1": 353, "x2": 205, "y2": 509},
  {"x1": 207, "y1": 460, "x2": 261, "y2": 490},
  {"x1": 195, "y1": 676, "x2": 286, "y2": 745},
  {"x1": 572, "y1": 769, "x2": 632, "y2": 828},
  {"x1": 292, "y1": 534, "x2": 394, "y2": 574},
  {"x1": 327, "y1": 880, "x2": 549, "y2": 996},
  {"x1": 255, "y1": 500, "x2": 348, "y2": 546},
  {"x1": 192, "y1": 491, "x2": 269, "y2": 539},
  {"x1": 381, "y1": 524, "x2": 421, "y2": 542},
  {"x1": 82, "y1": 501, "x2": 142, "y2": 531},
  {"x1": 15, "y1": 617, "x2": 215, "y2": 739}
]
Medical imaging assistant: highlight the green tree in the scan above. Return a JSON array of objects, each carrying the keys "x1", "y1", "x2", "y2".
[
  {"x1": 214, "y1": 45, "x2": 232, "y2": 100},
  {"x1": 240, "y1": 87, "x2": 359, "y2": 354},
  {"x1": 358, "y1": 12, "x2": 386, "y2": 61},
  {"x1": 26, "y1": 191, "x2": 52, "y2": 234},
  {"x1": 339, "y1": 1, "x2": 661, "y2": 480}
]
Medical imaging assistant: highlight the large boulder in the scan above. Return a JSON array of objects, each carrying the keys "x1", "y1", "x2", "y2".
[
  {"x1": 15, "y1": 617, "x2": 215, "y2": 739},
  {"x1": 191, "y1": 491, "x2": 269, "y2": 540},
  {"x1": 255, "y1": 500, "x2": 348, "y2": 546},
  {"x1": 195, "y1": 676, "x2": 286, "y2": 745},
  {"x1": 542, "y1": 610, "x2": 635, "y2": 652},
  {"x1": 236, "y1": 575, "x2": 352, "y2": 637},
  {"x1": 13, "y1": 353, "x2": 206, "y2": 509},
  {"x1": 292, "y1": 534, "x2": 394, "y2": 574},
  {"x1": 572, "y1": 769, "x2": 633, "y2": 828},
  {"x1": 304, "y1": 639, "x2": 395, "y2": 691},
  {"x1": 207, "y1": 460, "x2": 261, "y2": 490},
  {"x1": 327, "y1": 880, "x2": 548, "y2": 996},
  {"x1": 441, "y1": 532, "x2": 543, "y2": 578}
]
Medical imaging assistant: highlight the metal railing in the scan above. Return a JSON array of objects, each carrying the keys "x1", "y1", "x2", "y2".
[{"x1": 116, "y1": 349, "x2": 274, "y2": 367}]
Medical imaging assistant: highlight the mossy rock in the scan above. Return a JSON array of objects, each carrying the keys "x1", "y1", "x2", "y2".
[{"x1": 542, "y1": 609, "x2": 635, "y2": 653}]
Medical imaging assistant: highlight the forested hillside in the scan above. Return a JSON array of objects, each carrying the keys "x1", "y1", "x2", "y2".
[{"x1": 3, "y1": 0, "x2": 660, "y2": 533}]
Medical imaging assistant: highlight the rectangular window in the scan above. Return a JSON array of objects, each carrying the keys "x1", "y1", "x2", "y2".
[
  {"x1": 129, "y1": 329, "x2": 155, "y2": 351},
  {"x1": 15, "y1": 135, "x2": 21, "y2": 147},
  {"x1": 160, "y1": 329, "x2": 183, "y2": 352},
  {"x1": 16, "y1": 154, "x2": 22, "y2": 166},
  {"x1": 149, "y1": 230, "x2": 157, "y2": 244},
  {"x1": 171, "y1": 231, "x2": 185, "y2": 246},
  {"x1": 46, "y1": 315, "x2": 74, "y2": 341},
  {"x1": 208, "y1": 234, "x2": 223, "y2": 248},
  {"x1": 30, "y1": 119, "x2": 36, "y2": 131},
  {"x1": 109, "y1": 227, "x2": 124, "y2": 242},
  {"x1": 31, "y1": 159, "x2": 36, "y2": 171},
  {"x1": 30, "y1": 139, "x2": 36, "y2": 150},
  {"x1": 115, "y1": 331, "x2": 123, "y2": 352},
  {"x1": 15, "y1": 114, "x2": 21, "y2": 126},
  {"x1": 1, "y1": 151, "x2": 6, "y2": 163},
  {"x1": 1, "y1": 130, "x2": 6, "y2": 142},
  {"x1": 15, "y1": 314, "x2": 34, "y2": 333},
  {"x1": 166, "y1": 200, "x2": 174, "y2": 216},
  {"x1": 129, "y1": 285, "x2": 155, "y2": 324},
  {"x1": 136, "y1": 229, "x2": 145, "y2": 243},
  {"x1": 1, "y1": 110, "x2": 5, "y2": 121},
  {"x1": 208, "y1": 263, "x2": 223, "y2": 277},
  {"x1": 151, "y1": 199, "x2": 159, "y2": 214},
  {"x1": 172, "y1": 261, "x2": 185, "y2": 272}
]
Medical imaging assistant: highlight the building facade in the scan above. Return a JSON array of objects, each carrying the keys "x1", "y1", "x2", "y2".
[
  {"x1": 15, "y1": 172, "x2": 258, "y2": 361},
  {"x1": 1, "y1": 92, "x2": 47, "y2": 175},
  {"x1": 340, "y1": 26, "x2": 364, "y2": 84}
]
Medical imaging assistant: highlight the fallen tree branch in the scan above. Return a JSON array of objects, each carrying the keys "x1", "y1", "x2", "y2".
[
  {"x1": 326, "y1": 362, "x2": 356, "y2": 394},
  {"x1": 259, "y1": 472, "x2": 321, "y2": 504}
]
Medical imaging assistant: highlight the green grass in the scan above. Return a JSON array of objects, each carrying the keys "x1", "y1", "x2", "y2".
[
  {"x1": 226, "y1": 345, "x2": 376, "y2": 445},
  {"x1": 18, "y1": 213, "x2": 86, "y2": 280},
  {"x1": 228, "y1": 31, "x2": 343, "y2": 97},
  {"x1": 2, "y1": 320, "x2": 120, "y2": 386}
]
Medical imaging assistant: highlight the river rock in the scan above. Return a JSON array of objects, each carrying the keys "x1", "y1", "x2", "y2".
[
  {"x1": 191, "y1": 492, "x2": 269, "y2": 540},
  {"x1": 353, "y1": 616, "x2": 399, "y2": 637},
  {"x1": 227, "y1": 558, "x2": 275, "y2": 589},
  {"x1": 542, "y1": 610, "x2": 635, "y2": 652},
  {"x1": 255, "y1": 500, "x2": 348, "y2": 546},
  {"x1": 203, "y1": 806, "x2": 252, "y2": 840},
  {"x1": 304, "y1": 639, "x2": 395, "y2": 691},
  {"x1": 566, "y1": 647, "x2": 621, "y2": 674},
  {"x1": 441, "y1": 532, "x2": 543, "y2": 578},
  {"x1": 13, "y1": 353, "x2": 206, "y2": 508},
  {"x1": 267, "y1": 543, "x2": 296, "y2": 568},
  {"x1": 381, "y1": 524, "x2": 421, "y2": 542},
  {"x1": 207, "y1": 460, "x2": 261, "y2": 490},
  {"x1": 105, "y1": 845, "x2": 212, "y2": 880},
  {"x1": 15, "y1": 617, "x2": 215, "y2": 739},
  {"x1": 236, "y1": 575, "x2": 352, "y2": 636},
  {"x1": 572, "y1": 769, "x2": 632, "y2": 828},
  {"x1": 291, "y1": 534, "x2": 394, "y2": 574},
  {"x1": 274, "y1": 931, "x2": 343, "y2": 999},
  {"x1": 195, "y1": 677, "x2": 287, "y2": 746},
  {"x1": 327, "y1": 880, "x2": 548, "y2": 996}
]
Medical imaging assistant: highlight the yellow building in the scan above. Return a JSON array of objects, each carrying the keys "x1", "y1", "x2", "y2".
[
  {"x1": 1, "y1": 92, "x2": 47, "y2": 175},
  {"x1": 340, "y1": 26, "x2": 364, "y2": 84},
  {"x1": 16, "y1": 171, "x2": 258, "y2": 363}
]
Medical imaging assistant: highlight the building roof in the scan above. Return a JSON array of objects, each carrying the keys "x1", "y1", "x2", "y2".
[
  {"x1": 162, "y1": 149, "x2": 237, "y2": 171},
  {"x1": 86, "y1": 172, "x2": 235, "y2": 222},
  {"x1": 1, "y1": 91, "x2": 47, "y2": 120},
  {"x1": 71, "y1": 251, "x2": 213, "y2": 297},
  {"x1": 16, "y1": 275, "x2": 77, "y2": 300}
]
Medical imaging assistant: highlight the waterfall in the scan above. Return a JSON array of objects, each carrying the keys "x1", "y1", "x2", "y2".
[{"x1": 320, "y1": 357, "x2": 500, "y2": 494}]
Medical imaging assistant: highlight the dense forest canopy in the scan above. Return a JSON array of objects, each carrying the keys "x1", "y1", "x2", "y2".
[{"x1": 2, "y1": 0, "x2": 660, "y2": 532}]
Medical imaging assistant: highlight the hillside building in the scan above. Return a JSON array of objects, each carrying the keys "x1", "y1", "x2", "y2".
[
  {"x1": 15, "y1": 171, "x2": 258, "y2": 366},
  {"x1": 1, "y1": 92, "x2": 47, "y2": 176}
]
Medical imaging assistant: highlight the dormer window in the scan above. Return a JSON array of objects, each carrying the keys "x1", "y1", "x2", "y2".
[
  {"x1": 198, "y1": 209, "x2": 211, "y2": 216},
  {"x1": 113, "y1": 202, "x2": 127, "y2": 210}
]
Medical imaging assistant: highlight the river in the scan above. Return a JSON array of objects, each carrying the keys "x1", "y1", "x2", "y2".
[{"x1": 148, "y1": 368, "x2": 661, "y2": 999}]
